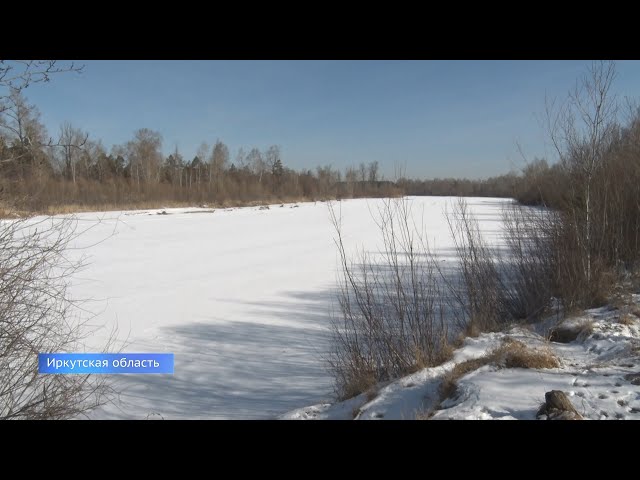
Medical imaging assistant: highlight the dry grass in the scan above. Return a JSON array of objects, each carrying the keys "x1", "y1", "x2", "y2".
[
  {"x1": 450, "y1": 332, "x2": 467, "y2": 350},
  {"x1": 365, "y1": 388, "x2": 378, "y2": 402},
  {"x1": 0, "y1": 203, "x2": 31, "y2": 219},
  {"x1": 464, "y1": 323, "x2": 483, "y2": 338},
  {"x1": 216, "y1": 196, "x2": 312, "y2": 209},
  {"x1": 415, "y1": 409, "x2": 435, "y2": 420},
  {"x1": 437, "y1": 343, "x2": 456, "y2": 365},
  {"x1": 338, "y1": 370, "x2": 378, "y2": 402},
  {"x1": 439, "y1": 356, "x2": 492, "y2": 402},
  {"x1": 495, "y1": 338, "x2": 560, "y2": 369},
  {"x1": 0, "y1": 196, "x2": 318, "y2": 219},
  {"x1": 43, "y1": 200, "x2": 196, "y2": 215},
  {"x1": 436, "y1": 337, "x2": 560, "y2": 411},
  {"x1": 619, "y1": 314, "x2": 636, "y2": 326},
  {"x1": 1, "y1": 201, "x2": 198, "y2": 218}
]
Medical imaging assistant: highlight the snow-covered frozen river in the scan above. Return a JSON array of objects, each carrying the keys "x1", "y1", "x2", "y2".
[{"x1": 50, "y1": 196, "x2": 509, "y2": 419}]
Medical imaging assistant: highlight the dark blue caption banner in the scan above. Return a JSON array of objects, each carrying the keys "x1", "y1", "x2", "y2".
[{"x1": 38, "y1": 353, "x2": 174, "y2": 374}]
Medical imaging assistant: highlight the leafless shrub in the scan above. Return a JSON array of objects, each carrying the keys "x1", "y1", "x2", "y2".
[
  {"x1": 327, "y1": 198, "x2": 451, "y2": 400},
  {"x1": 328, "y1": 196, "x2": 561, "y2": 400},
  {"x1": 443, "y1": 198, "x2": 555, "y2": 335},
  {"x1": 499, "y1": 203, "x2": 556, "y2": 321},
  {"x1": 543, "y1": 209, "x2": 614, "y2": 310},
  {"x1": 443, "y1": 198, "x2": 506, "y2": 333},
  {"x1": 0, "y1": 214, "x2": 116, "y2": 419}
]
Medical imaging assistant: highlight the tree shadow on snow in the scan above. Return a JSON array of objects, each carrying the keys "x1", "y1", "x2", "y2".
[{"x1": 102, "y1": 293, "x2": 336, "y2": 419}]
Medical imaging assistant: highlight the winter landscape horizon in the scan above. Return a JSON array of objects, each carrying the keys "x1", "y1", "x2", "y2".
[
  {"x1": 2, "y1": 60, "x2": 640, "y2": 421},
  {"x1": 48, "y1": 196, "x2": 504, "y2": 419}
]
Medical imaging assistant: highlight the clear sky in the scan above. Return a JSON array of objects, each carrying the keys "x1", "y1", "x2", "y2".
[{"x1": 20, "y1": 60, "x2": 640, "y2": 179}]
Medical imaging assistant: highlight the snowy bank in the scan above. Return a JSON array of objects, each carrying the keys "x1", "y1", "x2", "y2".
[{"x1": 283, "y1": 297, "x2": 640, "y2": 420}]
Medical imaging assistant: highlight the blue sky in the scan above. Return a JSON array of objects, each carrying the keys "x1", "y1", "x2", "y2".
[{"x1": 21, "y1": 60, "x2": 640, "y2": 179}]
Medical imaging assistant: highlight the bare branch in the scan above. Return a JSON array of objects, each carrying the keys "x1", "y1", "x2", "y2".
[{"x1": 0, "y1": 60, "x2": 83, "y2": 99}]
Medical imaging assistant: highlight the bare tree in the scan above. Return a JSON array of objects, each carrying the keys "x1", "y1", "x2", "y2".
[
  {"x1": 358, "y1": 162, "x2": 367, "y2": 183},
  {"x1": 247, "y1": 147, "x2": 265, "y2": 183},
  {"x1": 194, "y1": 142, "x2": 209, "y2": 185},
  {"x1": 368, "y1": 161, "x2": 379, "y2": 183},
  {"x1": 59, "y1": 122, "x2": 88, "y2": 184},
  {"x1": 210, "y1": 140, "x2": 229, "y2": 194},
  {"x1": 0, "y1": 62, "x2": 84, "y2": 175},
  {"x1": 0, "y1": 60, "x2": 83, "y2": 107},
  {"x1": 235, "y1": 147, "x2": 247, "y2": 170},
  {"x1": 0, "y1": 61, "x2": 117, "y2": 418},
  {"x1": 0, "y1": 90, "x2": 49, "y2": 169},
  {"x1": 126, "y1": 129, "x2": 163, "y2": 187},
  {"x1": 545, "y1": 60, "x2": 618, "y2": 284},
  {"x1": 316, "y1": 165, "x2": 340, "y2": 197},
  {"x1": 264, "y1": 145, "x2": 280, "y2": 172},
  {"x1": 163, "y1": 146, "x2": 185, "y2": 188},
  {"x1": 83, "y1": 139, "x2": 108, "y2": 182},
  {"x1": 344, "y1": 166, "x2": 357, "y2": 197}
]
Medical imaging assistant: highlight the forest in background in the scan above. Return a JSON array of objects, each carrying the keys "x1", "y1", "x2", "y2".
[{"x1": 0, "y1": 71, "x2": 548, "y2": 215}]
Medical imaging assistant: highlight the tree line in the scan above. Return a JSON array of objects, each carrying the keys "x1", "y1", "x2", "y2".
[
  {"x1": 0, "y1": 91, "x2": 402, "y2": 213},
  {"x1": 0, "y1": 80, "x2": 564, "y2": 215}
]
